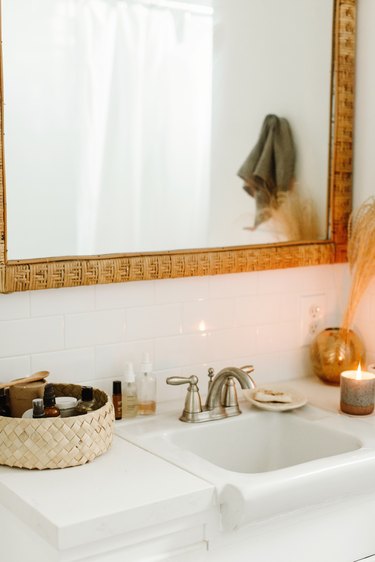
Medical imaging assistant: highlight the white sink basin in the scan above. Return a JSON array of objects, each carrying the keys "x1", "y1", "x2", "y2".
[
  {"x1": 166, "y1": 411, "x2": 360, "y2": 473},
  {"x1": 115, "y1": 402, "x2": 375, "y2": 531}
]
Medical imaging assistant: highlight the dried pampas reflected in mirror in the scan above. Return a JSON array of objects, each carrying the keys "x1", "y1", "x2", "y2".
[{"x1": 270, "y1": 190, "x2": 320, "y2": 242}]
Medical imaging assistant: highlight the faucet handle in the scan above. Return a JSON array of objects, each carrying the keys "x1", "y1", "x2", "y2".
[
  {"x1": 166, "y1": 375, "x2": 199, "y2": 386},
  {"x1": 166, "y1": 376, "x2": 202, "y2": 419},
  {"x1": 240, "y1": 365, "x2": 254, "y2": 374}
]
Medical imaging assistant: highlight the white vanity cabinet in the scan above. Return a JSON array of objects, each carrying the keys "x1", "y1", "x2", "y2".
[
  {"x1": 201, "y1": 493, "x2": 375, "y2": 562},
  {"x1": 0, "y1": 436, "x2": 215, "y2": 562},
  {"x1": 0, "y1": 502, "x2": 213, "y2": 562}
]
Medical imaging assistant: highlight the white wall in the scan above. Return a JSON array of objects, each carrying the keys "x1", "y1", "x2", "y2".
[{"x1": 0, "y1": 0, "x2": 374, "y2": 402}]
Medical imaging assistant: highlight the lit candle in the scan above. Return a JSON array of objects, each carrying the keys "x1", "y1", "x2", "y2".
[{"x1": 340, "y1": 364, "x2": 375, "y2": 416}]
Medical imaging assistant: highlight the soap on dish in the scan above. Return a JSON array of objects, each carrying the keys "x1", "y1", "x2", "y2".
[{"x1": 253, "y1": 389, "x2": 293, "y2": 403}]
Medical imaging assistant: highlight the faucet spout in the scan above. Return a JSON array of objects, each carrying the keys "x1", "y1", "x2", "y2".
[{"x1": 205, "y1": 366, "x2": 255, "y2": 410}]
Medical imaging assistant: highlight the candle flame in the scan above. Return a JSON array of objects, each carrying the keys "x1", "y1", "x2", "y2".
[
  {"x1": 356, "y1": 363, "x2": 362, "y2": 380},
  {"x1": 198, "y1": 320, "x2": 206, "y2": 332}
]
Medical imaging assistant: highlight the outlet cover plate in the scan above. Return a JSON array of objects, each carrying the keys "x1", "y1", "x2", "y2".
[{"x1": 300, "y1": 294, "x2": 326, "y2": 346}]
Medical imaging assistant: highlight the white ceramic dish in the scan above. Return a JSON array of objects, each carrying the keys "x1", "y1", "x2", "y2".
[{"x1": 243, "y1": 386, "x2": 307, "y2": 411}]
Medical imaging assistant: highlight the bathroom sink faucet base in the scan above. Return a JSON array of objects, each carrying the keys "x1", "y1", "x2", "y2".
[{"x1": 166, "y1": 366, "x2": 255, "y2": 423}]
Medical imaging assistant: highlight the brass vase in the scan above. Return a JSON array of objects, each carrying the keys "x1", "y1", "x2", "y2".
[{"x1": 310, "y1": 327, "x2": 366, "y2": 385}]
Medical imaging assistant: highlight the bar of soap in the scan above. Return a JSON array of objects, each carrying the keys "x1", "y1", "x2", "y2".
[{"x1": 253, "y1": 389, "x2": 293, "y2": 403}]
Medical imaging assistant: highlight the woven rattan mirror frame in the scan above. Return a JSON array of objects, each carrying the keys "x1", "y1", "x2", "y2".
[{"x1": 0, "y1": 0, "x2": 355, "y2": 293}]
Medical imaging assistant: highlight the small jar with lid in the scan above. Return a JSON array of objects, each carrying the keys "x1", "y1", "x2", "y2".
[{"x1": 55, "y1": 396, "x2": 78, "y2": 417}]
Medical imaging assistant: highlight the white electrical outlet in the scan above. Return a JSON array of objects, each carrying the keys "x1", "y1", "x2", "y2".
[{"x1": 300, "y1": 294, "x2": 326, "y2": 346}]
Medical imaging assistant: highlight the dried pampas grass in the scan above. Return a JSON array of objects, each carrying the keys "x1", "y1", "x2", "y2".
[
  {"x1": 341, "y1": 196, "x2": 375, "y2": 331},
  {"x1": 270, "y1": 190, "x2": 320, "y2": 241}
]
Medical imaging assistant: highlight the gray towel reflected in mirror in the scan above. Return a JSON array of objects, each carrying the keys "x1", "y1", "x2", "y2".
[{"x1": 237, "y1": 114, "x2": 296, "y2": 228}]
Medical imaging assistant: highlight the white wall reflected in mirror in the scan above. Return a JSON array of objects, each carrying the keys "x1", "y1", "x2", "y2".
[{"x1": 3, "y1": 0, "x2": 333, "y2": 260}]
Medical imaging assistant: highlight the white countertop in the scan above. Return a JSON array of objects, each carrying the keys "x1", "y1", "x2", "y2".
[
  {"x1": 1, "y1": 375, "x2": 375, "y2": 553},
  {"x1": 0, "y1": 435, "x2": 214, "y2": 550}
]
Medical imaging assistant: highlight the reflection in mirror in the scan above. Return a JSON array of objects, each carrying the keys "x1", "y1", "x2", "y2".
[{"x1": 3, "y1": 0, "x2": 333, "y2": 260}]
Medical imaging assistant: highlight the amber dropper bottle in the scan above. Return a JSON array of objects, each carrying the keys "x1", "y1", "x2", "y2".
[
  {"x1": 112, "y1": 380, "x2": 122, "y2": 420},
  {"x1": 43, "y1": 383, "x2": 61, "y2": 417}
]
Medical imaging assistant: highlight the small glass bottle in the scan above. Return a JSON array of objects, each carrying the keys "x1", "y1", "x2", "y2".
[
  {"x1": 43, "y1": 383, "x2": 61, "y2": 417},
  {"x1": 32, "y1": 398, "x2": 45, "y2": 419},
  {"x1": 123, "y1": 363, "x2": 138, "y2": 418},
  {"x1": 136, "y1": 353, "x2": 156, "y2": 415},
  {"x1": 75, "y1": 386, "x2": 98, "y2": 415},
  {"x1": 112, "y1": 380, "x2": 122, "y2": 420}
]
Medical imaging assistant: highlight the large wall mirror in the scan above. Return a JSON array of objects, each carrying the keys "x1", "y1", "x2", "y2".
[{"x1": 0, "y1": 0, "x2": 355, "y2": 293}]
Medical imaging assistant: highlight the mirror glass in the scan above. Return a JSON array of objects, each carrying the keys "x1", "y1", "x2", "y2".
[{"x1": 2, "y1": 0, "x2": 334, "y2": 261}]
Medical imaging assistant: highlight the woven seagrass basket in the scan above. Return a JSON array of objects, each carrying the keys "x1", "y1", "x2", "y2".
[{"x1": 0, "y1": 383, "x2": 114, "y2": 470}]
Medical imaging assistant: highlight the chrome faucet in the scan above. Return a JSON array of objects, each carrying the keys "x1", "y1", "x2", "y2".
[{"x1": 166, "y1": 365, "x2": 255, "y2": 423}]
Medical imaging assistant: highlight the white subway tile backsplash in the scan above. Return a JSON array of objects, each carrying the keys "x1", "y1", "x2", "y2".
[
  {"x1": 126, "y1": 304, "x2": 181, "y2": 341},
  {"x1": 357, "y1": 296, "x2": 375, "y2": 354},
  {"x1": 256, "y1": 322, "x2": 300, "y2": 355},
  {"x1": 333, "y1": 262, "x2": 350, "y2": 297},
  {"x1": 251, "y1": 347, "x2": 309, "y2": 383},
  {"x1": 322, "y1": 289, "x2": 342, "y2": 325},
  {"x1": 65, "y1": 309, "x2": 126, "y2": 348},
  {"x1": 353, "y1": 293, "x2": 371, "y2": 327},
  {"x1": 209, "y1": 272, "x2": 258, "y2": 299},
  {"x1": 235, "y1": 294, "x2": 281, "y2": 326},
  {"x1": 277, "y1": 322, "x2": 302, "y2": 351},
  {"x1": 206, "y1": 327, "x2": 256, "y2": 363},
  {"x1": 95, "y1": 280, "x2": 155, "y2": 310},
  {"x1": 258, "y1": 268, "x2": 303, "y2": 295},
  {"x1": 250, "y1": 352, "x2": 285, "y2": 382},
  {"x1": 0, "y1": 263, "x2": 365, "y2": 402},
  {"x1": 277, "y1": 348, "x2": 311, "y2": 379},
  {"x1": 154, "y1": 333, "x2": 208, "y2": 370},
  {"x1": 255, "y1": 324, "x2": 276, "y2": 355},
  {"x1": 155, "y1": 366, "x2": 186, "y2": 403},
  {"x1": 31, "y1": 348, "x2": 95, "y2": 384},
  {"x1": 300, "y1": 264, "x2": 336, "y2": 293},
  {"x1": 0, "y1": 317, "x2": 64, "y2": 358},
  {"x1": 0, "y1": 355, "x2": 31, "y2": 382},
  {"x1": 30, "y1": 286, "x2": 95, "y2": 317},
  {"x1": 155, "y1": 276, "x2": 209, "y2": 304},
  {"x1": 182, "y1": 299, "x2": 234, "y2": 334},
  {"x1": 95, "y1": 340, "x2": 154, "y2": 379},
  {"x1": 279, "y1": 294, "x2": 301, "y2": 322},
  {"x1": 0, "y1": 291, "x2": 29, "y2": 320}
]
